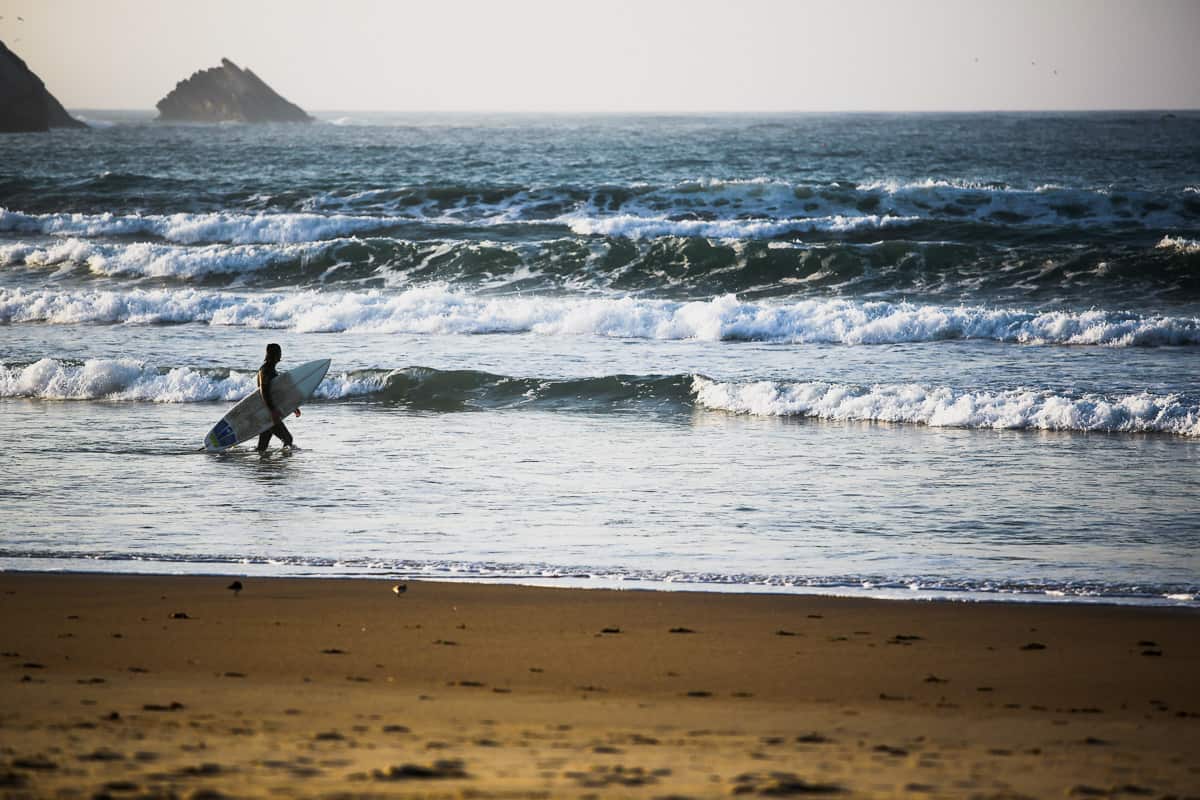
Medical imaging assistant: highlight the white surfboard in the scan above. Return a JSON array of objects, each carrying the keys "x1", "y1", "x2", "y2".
[{"x1": 204, "y1": 359, "x2": 331, "y2": 452}]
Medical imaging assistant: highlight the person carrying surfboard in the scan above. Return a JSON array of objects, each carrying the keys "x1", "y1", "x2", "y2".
[{"x1": 257, "y1": 343, "x2": 301, "y2": 452}]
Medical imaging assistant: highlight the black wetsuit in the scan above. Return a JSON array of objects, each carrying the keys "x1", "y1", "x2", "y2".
[{"x1": 256, "y1": 361, "x2": 293, "y2": 451}]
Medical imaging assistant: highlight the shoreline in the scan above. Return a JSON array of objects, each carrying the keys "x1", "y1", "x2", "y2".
[
  {"x1": 1, "y1": 571, "x2": 1198, "y2": 798},
  {"x1": 2, "y1": 565, "x2": 1196, "y2": 609}
]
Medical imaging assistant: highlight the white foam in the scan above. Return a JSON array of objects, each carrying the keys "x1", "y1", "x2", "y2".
[
  {"x1": 0, "y1": 173, "x2": 1188, "y2": 247},
  {"x1": 0, "y1": 237, "x2": 330, "y2": 278},
  {"x1": 1156, "y1": 235, "x2": 1200, "y2": 254},
  {"x1": 0, "y1": 358, "x2": 379, "y2": 403},
  {"x1": 559, "y1": 212, "x2": 919, "y2": 240},
  {"x1": 570, "y1": 177, "x2": 1192, "y2": 235},
  {"x1": 0, "y1": 208, "x2": 402, "y2": 245},
  {"x1": 693, "y1": 377, "x2": 1200, "y2": 437},
  {"x1": 0, "y1": 358, "x2": 253, "y2": 402},
  {"x1": 3, "y1": 287, "x2": 1198, "y2": 347}
]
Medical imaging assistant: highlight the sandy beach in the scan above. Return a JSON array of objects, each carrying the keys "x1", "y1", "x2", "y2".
[{"x1": 0, "y1": 573, "x2": 1196, "y2": 798}]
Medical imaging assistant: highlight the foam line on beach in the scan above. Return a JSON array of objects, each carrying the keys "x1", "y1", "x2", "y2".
[{"x1": 0, "y1": 554, "x2": 1195, "y2": 603}]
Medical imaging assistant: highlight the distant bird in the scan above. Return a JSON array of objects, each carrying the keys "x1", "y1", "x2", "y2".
[
  {"x1": 17, "y1": 16, "x2": 23, "y2": 21},
  {"x1": 392, "y1": 583, "x2": 407, "y2": 596},
  {"x1": 227, "y1": 580, "x2": 243, "y2": 597}
]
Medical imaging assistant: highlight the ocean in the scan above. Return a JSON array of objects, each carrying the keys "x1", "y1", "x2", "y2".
[{"x1": 1, "y1": 110, "x2": 1198, "y2": 604}]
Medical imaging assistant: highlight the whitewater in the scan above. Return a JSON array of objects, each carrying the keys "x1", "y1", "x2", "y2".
[{"x1": 1, "y1": 111, "x2": 1197, "y2": 604}]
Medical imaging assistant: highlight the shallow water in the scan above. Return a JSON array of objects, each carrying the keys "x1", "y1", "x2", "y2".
[{"x1": 2, "y1": 111, "x2": 1198, "y2": 603}]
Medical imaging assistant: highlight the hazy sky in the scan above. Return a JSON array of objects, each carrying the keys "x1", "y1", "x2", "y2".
[{"x1": 5, "y1": 0, "x2": 1199, "y2": 112}]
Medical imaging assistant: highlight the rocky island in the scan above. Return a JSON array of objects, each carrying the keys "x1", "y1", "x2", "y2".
[
  {"x1": 0, "y1": 40, "x2": 86, "y2": 132},
  {"x1": 156, "y1": 58, "x2": 312, "y2": 123}
]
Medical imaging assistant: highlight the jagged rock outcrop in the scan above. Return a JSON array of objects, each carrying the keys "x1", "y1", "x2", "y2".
[
  {"x1": 156, "y1": 58, "x2": 312, "y2": 123},
  {"x1": 0, "y1": 40, "x2": 86, "y2": 132}
]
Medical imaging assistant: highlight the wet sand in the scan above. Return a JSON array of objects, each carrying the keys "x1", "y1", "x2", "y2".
[{"x1": 0, "y1": 572, "x2": 1197, "y2": 798}]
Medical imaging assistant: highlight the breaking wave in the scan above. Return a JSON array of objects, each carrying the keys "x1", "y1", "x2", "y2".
[
  {"x1": 1157, "y1": 235, "x2": 1200, "y2": 254},
  {"x1": 4, "y1": 221, "x2": 1196, "y2": 306},
  {"x1": 0, "y1": 237, "x2": 330, "y2": 278},
  {"x1": 693, "y1": 377, "x2": 1200, "y2": 437},
  {"x1": 4, "y1": 359, "x2": 1197, "y2": 437},
  {"x1": 3, "y1": 286, "x2": 1198, "y2": 347},
  {"x1": 5, "y1": 176, "x2": 1198, "y2": 236},
  {"x1": 559, "y1": 212, "x2": 920, "y2": 239},
  {"x1": 0, "y1": 359, "x2": 685, "y2": 409},
  {"x1": 0, "y1": 208, "x2": 403, "y2": 245}
]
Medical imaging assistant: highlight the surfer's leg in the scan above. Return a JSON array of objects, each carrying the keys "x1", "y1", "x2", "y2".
[
  {"x1": 255, "y1": 429, "x2": 272, "y2": 452},
  {"x1": 274, "y1": 422, "x2": 294, "y2": 447}
]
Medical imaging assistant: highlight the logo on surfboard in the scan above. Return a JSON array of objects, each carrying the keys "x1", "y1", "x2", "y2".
[{"x1": 207, "y1": 419, "x2": 238, "y2": 449}]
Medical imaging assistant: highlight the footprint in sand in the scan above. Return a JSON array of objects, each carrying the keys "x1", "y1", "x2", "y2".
[
  {"x1": 372, "y1": 759, "x2": 468, "y2": 780},
  {"x1": 874, "y1": 744, "x2": 908, "y2": 757},
  {"x1": 795, "y1": 733, "x2": 831, "y2": 744},
  {"x1": 142, "y1": 702, "x2": 185, "y2": 712},
  {"x1": 102, "y1": 781, "x2": 139, "y2": 793}
]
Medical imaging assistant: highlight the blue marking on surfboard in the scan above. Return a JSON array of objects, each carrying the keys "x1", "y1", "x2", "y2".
[{"x1": 211, "y1": 419, "x2": 238, "y2": 449}]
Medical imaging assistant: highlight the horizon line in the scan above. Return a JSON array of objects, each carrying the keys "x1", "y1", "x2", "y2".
[{"x1": 69, "y1": 106, "x2": 1200, "y2": 116}]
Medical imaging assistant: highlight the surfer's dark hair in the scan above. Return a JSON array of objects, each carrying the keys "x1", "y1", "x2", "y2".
[{"x1": 265, "y1": 343, "x2": 282, "y2": 360}]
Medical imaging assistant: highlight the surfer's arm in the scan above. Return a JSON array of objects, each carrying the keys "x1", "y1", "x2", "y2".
[{"x1": 259, "y1": 370, "x2": 282, "y2": 422}]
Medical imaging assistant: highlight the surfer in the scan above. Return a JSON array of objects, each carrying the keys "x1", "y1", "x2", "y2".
[{"x1": 257, "y1": 343, "x2": 301, "y2": 452}]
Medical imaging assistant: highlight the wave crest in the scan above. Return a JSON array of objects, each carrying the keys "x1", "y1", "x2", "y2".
[
  {"x1": 0, "y1": 237, "x2": 330, "y2": 278},
  {"x1": 0, "y1": 208, "x2": 400, "y2": 245},
  {"x1": 693, "y1": 377, "x2": 1200, "y2": 436},
  {"x1": 3, "y1": 287, "x2": 1197, "y2": 347},
  {"x1": 5, "y1": 359, "x2": 1198, "y2": 438}
]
